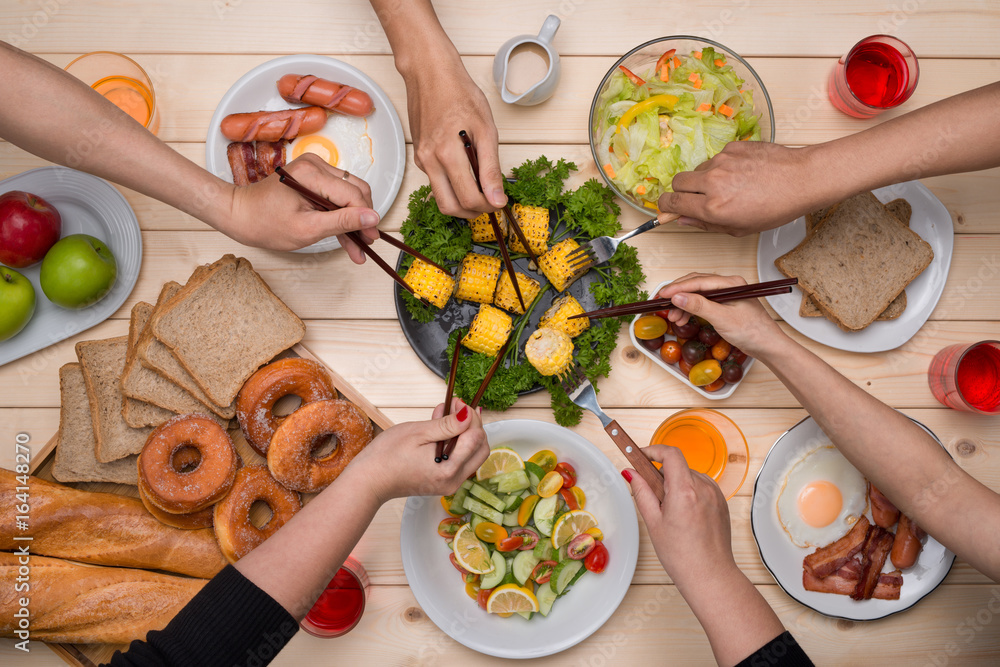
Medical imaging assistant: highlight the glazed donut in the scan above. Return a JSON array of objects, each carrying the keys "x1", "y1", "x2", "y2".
[
  {"x1": 267, "y1": 399, "x2": 373, "y2": 493},
  {"x1": 138, "y1": 414, "x2": 239, "y2": 514},
  {"x1": 237, "y1": 358, "x2": 337, "y2": 456},
  {"x1": 213, "y1": 465, "x2": 302, "y2": 563}
]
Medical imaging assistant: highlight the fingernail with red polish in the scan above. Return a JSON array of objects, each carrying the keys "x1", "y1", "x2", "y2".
[
  {"x1": 457, "y1": 406, "x2": 469, "y2": 422},
  {"x1": 621, "y1": 470, "x2": 632, "y2": 483}
]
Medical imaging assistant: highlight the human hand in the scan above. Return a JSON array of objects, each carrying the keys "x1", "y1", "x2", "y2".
[
  {"x1": 350, "y1": 399, "x2": 489, "y2": 505},
  {"x1": 404, "y1": 58, "x2": 506, "y2": 218},
  {"x1": 225, "y1": 153, "x2": 380, "y2": 262},
  {"x1": 656, "y1": 142, "x2": 831, "y2": 236},
  {"x1": 656, "y1": 273, "x2": 783, "y2": 359}
]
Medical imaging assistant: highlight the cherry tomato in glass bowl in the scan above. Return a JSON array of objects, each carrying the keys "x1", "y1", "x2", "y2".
[
  {"x1": 496, "y1": 535, "x2": 524, "y2": 552},
  {"x1": 585, "y1": 542, "x2": 609, "y2": 573},
  {"x1": 554, "y1": 461, "x2": 577, "y2": 488},
  {"x1": 689, "y1": 359, "x2": 722, "y2": 386},
  {"x1": 634, "y1": 315, "x2": 668, "y2": 340},
  {"x1": 703, "y1": 377, "x2": 726, "y2": 392},
  {"x1": 710, "y1": 340, "x2": 732, "y2": 361},
  {"x1": 660, "y1": 339, "x2": 681, "y2": 364},
  {"x1": 438, "y1": 517, "x2": 463, "y2": 538}
]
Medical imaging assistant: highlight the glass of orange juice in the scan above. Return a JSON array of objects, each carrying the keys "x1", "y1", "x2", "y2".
[
  {"x1": 649, "y1": 408, "x2": 749, "y2": 500},
  {"x1": 65, "y1": 51, "x2": 159, "y2": 134}
]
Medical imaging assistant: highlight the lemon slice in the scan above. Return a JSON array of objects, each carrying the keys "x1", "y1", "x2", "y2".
[
  {"x1": 476, "y1": 447, "x2": 525, "y2": 481},
  {"x1": 551, "y1": 509, "x2": 598, "y2": 549},
  {"x1": 486, "y1": 583, "x2": 539, "y2": 614},
  {"x1": 452, "y1": 523, "x2": 495, "y2": 574}
]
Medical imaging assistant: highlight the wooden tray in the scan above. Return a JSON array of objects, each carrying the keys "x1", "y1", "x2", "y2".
[{"x1": 27, "y1": 343, "x2": 393, "y2": 667}]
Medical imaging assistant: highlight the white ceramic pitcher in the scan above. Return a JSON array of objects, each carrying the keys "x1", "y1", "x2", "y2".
[{"x1": 493, "y1": 15, "x2": 561, "y2": 106}]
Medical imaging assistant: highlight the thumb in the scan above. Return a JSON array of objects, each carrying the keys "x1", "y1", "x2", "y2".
[
  {"x1": 669, "y1": 291, "x2": 727, "y2": 324},
  {"x1": 476, "y1": 141, "x2": 507, "y2": 209},
  {"x1": 624, "y1": 469, "x2": 662, "y2": 519},
  {"x1": 314, "y1": 207, "x2": 380, "y2": 238}
]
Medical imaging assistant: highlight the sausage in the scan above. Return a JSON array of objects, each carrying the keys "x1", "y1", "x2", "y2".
[
  {"x1": 220, "y1": 106, "x2": 328, "y2": 142},
  {"x1": 277, "y1": 74, "x2": 374, "y2": 117},
  {"x1": 890, "y1": 514, "x2": 924, "y2": 569},
  {"x1": 869, "y1": 484, "x2": 901, "y2": 528}
]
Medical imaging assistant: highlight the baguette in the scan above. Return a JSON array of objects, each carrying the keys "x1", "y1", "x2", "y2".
[
  {"x1": 0, "y1": 469, "x2": 226, "y2": 578},
  {"x1": 0, "y1": 553, "x2": 205, "y2": 645}
]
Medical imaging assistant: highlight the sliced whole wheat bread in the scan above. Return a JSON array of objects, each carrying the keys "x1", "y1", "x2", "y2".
[
  {"x1": 76, "y1": 337, "x2": 153, "y2": 463},
  {"x1": 775, "y1": 192, "x2": 933, "y2": 332},
  {"x1": 52, "y1": 363, "x2": 139, "y2": 484},
  {"x1": 151, "y1": 255, "x2": 305, "y2": 407},
  {"x1": 122, "y1": 301, "x2": 177, "y2": 428}
]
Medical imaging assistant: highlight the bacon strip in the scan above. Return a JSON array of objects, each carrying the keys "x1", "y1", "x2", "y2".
[
  {"x1": 226, "y1": 141, "x2": 286, "y2": 186},
  {"x1": 803, "y1": 566, "x2": 902, "y2": 600},
  {"x1": 803, "y1": 516, "x2": 870, "y2": 578},
  {"x1": 254, "y1": 141, "x2": 286, "y2": 176},
  {"x1": 852, "y1": 525, "x2": 895, "y2": 601}
]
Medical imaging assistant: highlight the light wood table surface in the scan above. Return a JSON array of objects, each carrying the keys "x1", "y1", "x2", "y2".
[{"x1": 1, "y1": 1, "x2": 999, "y2": 664}]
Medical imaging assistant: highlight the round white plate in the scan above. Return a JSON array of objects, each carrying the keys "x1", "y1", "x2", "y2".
[
  {"x1": 756, "y1": 181, "x2": 953, "y2": 352},
  {"x1": 750, "y1": 415, "x2": 954, "y2": 621},
  {"x1": 400, "y1": 420, "x2": 640, "y2": 659},
  {"x1": 0, "y1": 167, "x2": 142, "y2": 367},
  {"x1": 205, "y1": 54, "x2": 406, "y2": 254}
]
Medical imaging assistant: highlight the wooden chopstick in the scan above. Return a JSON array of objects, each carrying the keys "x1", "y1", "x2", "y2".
[
  {"x1": 436, "y1": 334, "x2": 463, "y2": 463},
  {"x1": 441, "y1": 337, "x2": 510, "y2": 460},
  {"x1": 569, "y1": 278, "x2": 798, "y2": 320}
]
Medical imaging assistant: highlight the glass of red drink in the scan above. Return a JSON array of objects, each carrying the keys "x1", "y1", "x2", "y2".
[
  {"x1": 928, "y1": 341, "x2": 1000, "y2": 415},
  {"x1": 300, "y1": 556, "x2": 370, "y2": 638},
  {"x1": 828, "y1": 35, "x2": 919, "y2": 118}
]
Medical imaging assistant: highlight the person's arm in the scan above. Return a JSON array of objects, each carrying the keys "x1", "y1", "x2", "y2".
[
  {"x1": 0, "y1": 42, "x2": 379, "y2": 260},
  {"x1": 369, "y1": 0, "x2": 506, "y2": 217},
  {"x1": 657, "y1": 82, "x2": 1000, "y2": 235},
  {"x1": 624, "y1": 446, "x2": 793, "y2": 667},
  {"x1": 657, "y1": 273, "x2": 1000, "y2": 581}
]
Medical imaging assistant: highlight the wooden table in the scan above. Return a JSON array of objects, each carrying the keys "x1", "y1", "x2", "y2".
[{"x1": 2, "y1": 1, "x2": 999, "y2": 664}]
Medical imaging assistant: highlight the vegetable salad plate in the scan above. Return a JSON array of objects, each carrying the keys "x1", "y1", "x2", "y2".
[{"x1": 400, "y1": 419, "x2": 640, "y2": 658}]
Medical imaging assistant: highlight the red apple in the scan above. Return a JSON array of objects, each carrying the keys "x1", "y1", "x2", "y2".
[{"x1": 0, "y1": 190, "x2": 62, "y2": 268}]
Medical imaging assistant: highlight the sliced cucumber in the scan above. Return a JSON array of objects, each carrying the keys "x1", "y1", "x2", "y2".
[
  {"x1": 469, "y1": 483, "x2": 507, "y2": 512},
  {"x1": 565, "y1": 564, "x2": 587, "y2": 590},
  {"x1": 480, "y1": 550, "x2": 506, "y2": 589},
  {"x1": 448, "y1": 486, "x2": 470, "y2": 515},
  {"x1": 533, "y1": 540, "x2": 556, "y2": 561},
  {"x1": 533, "y1": 495, "x2": 559, "y2": 537},
  {"x1": 503, "y1": 492, "x2": 524, "y2": 512},
  {"x1": 537, "y1": 581, "x2": 557, "y2": 616},
  {"x1": 493, "y1": 469, "x2": 530, "y2": 494},
  {"x1": 501, "y1": 509, "x2": 519, "y2": 527},
  {"x1": 550, "y1": 560, "x2": 584, "y2": 594},
  {"x1": 557, "y1": 544, "x2": 569, "y2": 561},
  {"x1": 512, "y1": 550, "x2": 540, "y2": 586},
  {"x1": 470, "y1": 514, "x2": 486, "y2": 531},
  {"x1": 462, "y1": 497, "x2": 503, "y2": 524},
  {"x1": 460, "y1": 479, "x2": 474, "y2": 490},
  {"x1": 516, "y1": 610, "x2": 533, "y2": 620}
]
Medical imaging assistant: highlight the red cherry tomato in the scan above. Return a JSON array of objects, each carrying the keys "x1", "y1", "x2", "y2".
[
  {"x1": 496, "y1": 536, "x2": 524, "y2": 552},
  {"x1": 654, "y1": 309, "x2": 672, "y2": 320},
  {"x1": 703, "y1": 377, "x2": 726, "y2": 392},
  {"x1": 438, "y1": 517, "x2": 463, "y2": 538},
  {"x1": 672, "y1": 320, "x2": 701, "y2": 339},
  {"x1": 678, "y1": 358, "x2": 694, "y2": 376},
  {"x1": 554, "y1": 462, "x2": 577, "y2": 488},
  {"x1": 660, "y1": 340, "x2": 681, "y2": 364},
  {"x1": 559, "y1": 487, "x2": 580, "y2": 511},
  {"x1": 697, "y1": 324, "x2": 721, "y2": 347},
  {"x1": 511, "y1": 528, "x2": 539, "y2": 550},
  {"x1": 710, "y1": 340, "x2": 732, "y2": 361},
  {"x1": 450, "y1": 553, "x2": 471, "y2": 575},
  {"x1": 531, "y1": 560, "x2": 558, "y2": 584},
  {"x1": 727, "y1": 348, "x2": 748, "y2": 365},
  {"x1": 567, "y1": 533, "x2": 597, "y2": 560},
  {"x1": 477, "y1": 587, "x2": 493, "y2": 611},
  {"x1": 585, "y1": 542, "x2": 609, "y2": 573}
]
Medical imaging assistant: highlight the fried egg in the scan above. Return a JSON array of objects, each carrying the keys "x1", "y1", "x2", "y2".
[
  {"x1": 289, "y1": 113, "x2": 373, "y2": 178},
  {"x1": 776, "y1": 445, "x2": 868, "y2": 548}
]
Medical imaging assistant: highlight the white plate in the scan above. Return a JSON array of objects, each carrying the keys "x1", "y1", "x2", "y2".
[
  {"x1": 205, "y1": 54, "x2": 407, "y2": 254},
  {"x1": 756, "y1": 181, "x2": 953, "y2": 352},
  {"x1": 0, "y1": 167, "x2": 142, "y2": 367},
  {"x1": 750, "y1": 415, "x2": 954, "y2": 621},
  {"x1": 400, "y1": 420, "x2": 640, "y2": 659}
]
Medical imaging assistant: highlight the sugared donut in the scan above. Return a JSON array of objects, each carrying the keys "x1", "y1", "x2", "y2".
[
  {"x1": 213, "y1": 465, "x2": 302, "y2": 563},
  {"x1": 137, "y1": 480, "x2": 215, "y2": 530},
  {"x1": 267, "y1": 399, "x2": 373, "y2": 493},
  {"x1": 237, "y1": 358, "x2": 337, "y2": 456},
  {"x1": 138, "y1": 414, "x2": 239, "y2": 514}
]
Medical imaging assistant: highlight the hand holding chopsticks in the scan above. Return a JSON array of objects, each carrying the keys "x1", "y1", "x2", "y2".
[{"x1": 439, "y1": 337, "x2": 510, "y2": 462}]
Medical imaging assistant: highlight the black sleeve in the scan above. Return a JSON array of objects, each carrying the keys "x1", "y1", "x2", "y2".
[
  {"x1": 102, "y1": 565, "x2": 298, "y2": 667},
  {"x1": 736, "y1": 631, "x2": 814, "y2": 667}
]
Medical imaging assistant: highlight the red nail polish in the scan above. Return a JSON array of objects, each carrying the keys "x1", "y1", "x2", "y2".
[
  {"x1": 457, "y1": 406, "x2": 469, "y2": 422},
  {"x1": 621, "y1": 470, "x2": 632, "y2": 482}
]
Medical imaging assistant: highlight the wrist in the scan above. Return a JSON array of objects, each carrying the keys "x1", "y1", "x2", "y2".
[{"x1": 394, "y1": 33, "x2": 462, "y2": 82}]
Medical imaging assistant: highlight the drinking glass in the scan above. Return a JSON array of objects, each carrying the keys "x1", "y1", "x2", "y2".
[
  {"x1": 300, "y1": 556, "x2": 370, "y2": 638},
  {"x1": 828, "y1": 35, "x2": 919, "y2": 118},
  {"x1": 928, "y1": 341, "x2": 1000, "y2": 414},
  {"x1": 649, "y1": 408, "x2": 749, "y2": 500},
  {"x1": 65, "y1": 51, "x2": 159, "y2": 134}
]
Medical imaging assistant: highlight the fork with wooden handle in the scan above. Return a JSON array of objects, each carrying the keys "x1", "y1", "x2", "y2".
[
  {"x1": 564, "y1": 214, "x2": 680, "y2": 270},
  {"x1": 559, "y1": 365, "x2": 664, "y2": 501}
]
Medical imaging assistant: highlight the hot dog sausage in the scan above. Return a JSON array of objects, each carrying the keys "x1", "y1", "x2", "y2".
[
  {"x1": 890, "y1": 514, "x2": 923, "y2": 569},
  {"x1": 220, "y1": 106, "x2": 328, "y2": 142},
  {"x1": 277, "y1": 74, "x2": 374, "y2": 117},
  {"x1": 870, "y1": 485, "x2": 900, "y2": 529}
]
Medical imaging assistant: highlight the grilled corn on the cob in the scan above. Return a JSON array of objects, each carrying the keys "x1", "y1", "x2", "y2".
[
  {"x1": 538, "y1": 239, "x2": 588, "y2": 292},
  {"x1": 494, "y1": 271, "x2": 541, "y2": 315},
  {"x1": 467, "y1": 212, "x2": 505, "y2": 243},
  {"x1": 462, "y1": 304, "x2": 512, "y2": 356},
  {"x1": 402, "y1": 259, "x2": 455, "y2": 309},
  {"x1": 525, "y1": 327, "x2": 574, "y2": 377},
  {"x1": 540, "y1": 294, "x2": 590, "y2": 338},
  {"x1": 507, "y1": 203, "x2": 550, "y2": 256},
  {"x1": 454, "y1": 253, "x2": 502, "y2": 303}
]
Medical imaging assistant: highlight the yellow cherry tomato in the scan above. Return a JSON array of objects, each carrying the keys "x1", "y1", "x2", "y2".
[
  {"x1": 518, "y1": 494, "x2": 540, "y2": 527},
  {"x1": 474, "y1": 522, "x2": 508, "y2": 544},
  {"x1": 689, "y1": 359, "x2": 722, "y2": 386},
  {"x1": 633, "y1": 315, "x2": 668, "y2": 340},
  {"x1": 465, "y1": 580, "x2": 480, "y2": 600},
  {"x1": 585, "y1": 527, "x2": 604, "y2": 541},
  {"x1": 528, "y1": 450, "x2": 558, "y2": 474},
  {"x1": 537, "y1": 471, "x2": 564, "y2": 498},
  {"x1": 570, "y1": 486, "x2": 587, "y2": 510}
]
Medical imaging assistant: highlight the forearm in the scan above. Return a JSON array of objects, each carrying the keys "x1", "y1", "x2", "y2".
[
  {"x1": 370, "y1": 0, "x2": 462, "y2": 79},
  {"x1": 234, "y1": 466, "x2": 381, "y2": 619}
]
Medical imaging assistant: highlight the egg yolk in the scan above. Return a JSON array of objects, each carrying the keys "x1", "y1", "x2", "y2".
[
  {"x1": 797, "y1": 480, "x2": 843, "y2": 527},
  {"x1": 291, "y1": 135, "x2": 339, "y2": 167}
]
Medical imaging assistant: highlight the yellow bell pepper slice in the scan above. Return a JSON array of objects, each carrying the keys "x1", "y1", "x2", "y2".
[{"x1": 616, "y1": 94, "x2": 679, "y2": 133}]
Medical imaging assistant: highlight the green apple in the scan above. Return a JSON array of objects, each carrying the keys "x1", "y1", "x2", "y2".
[
  {"x1": 0, "y1": 266, "x2": 36, "y2": 342},
  {"x1": 40, "y1": 234, "x2": 117, "y2": 309}
]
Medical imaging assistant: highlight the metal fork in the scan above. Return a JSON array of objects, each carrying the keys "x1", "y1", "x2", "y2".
[
  {"x1": 559, "y1": 365, "x2": 665, "y2": 501},
  {"x1": 565, "y1": 213, "x2": 679, "y2": 271}
]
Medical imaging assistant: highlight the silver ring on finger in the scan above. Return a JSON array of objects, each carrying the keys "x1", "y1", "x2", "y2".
[{"x1": 341, "y1": 170, "x2": 351, "y2": 181}]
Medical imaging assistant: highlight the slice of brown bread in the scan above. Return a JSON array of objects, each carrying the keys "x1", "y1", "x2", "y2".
[
  {"x1": 135, "y1": 276, "x2": 236, "y2": 419},
  {"x1": 122, "y1": 301, "x2": 176, "y2": 429},
  {"x1": 52, "y1": 363, "x2": 138, "y2": 484},
  {"x1": 776, "y1": 192, "x2": 933, "y2": 332},
  {"x1": 799, "y1": 198, "x2": 913, "y2": 321},
  {"x1": 151, "y1": 255, "x2": 305, "y2": 407},
  {"x1": 76, "y1": 337, "x2": 153, "y2": 463}
]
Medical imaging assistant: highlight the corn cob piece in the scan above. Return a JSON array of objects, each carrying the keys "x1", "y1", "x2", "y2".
[
  {"x1": 467, "y1": 212, "x2": 502, "y2": 243},
  {"x1": 507, "y1": 203, "x2": 550, "y2": 256},
  {"x1": 454, "y1": 253, "x2": 502, "y2": 303},
  {"x1": 540, "y1": 294, "x2": 590, "y2": 338},
  {"x1": 525, "y1": 327, "x2": 574, "y2": 377},
  {"x1": 494, "y1": 271, "x2": 541, "y2": 315},
  {"x1": 538, "y1": 239, "x2": 588, "y2": 292},
  {"x1": 403, "y1": 259, "x2": 455, "y2": 309},
  {"x1": 462, "y1": 304, "x2": 512, "y2": 356}
]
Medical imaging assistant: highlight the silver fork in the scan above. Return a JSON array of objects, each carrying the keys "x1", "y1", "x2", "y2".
[
  {"x1": 559, "y1": 365, "x2": 665, "y2": 501},
  {"x1": 565, "y1": 213, "x2": 679, "y2": 271}
]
